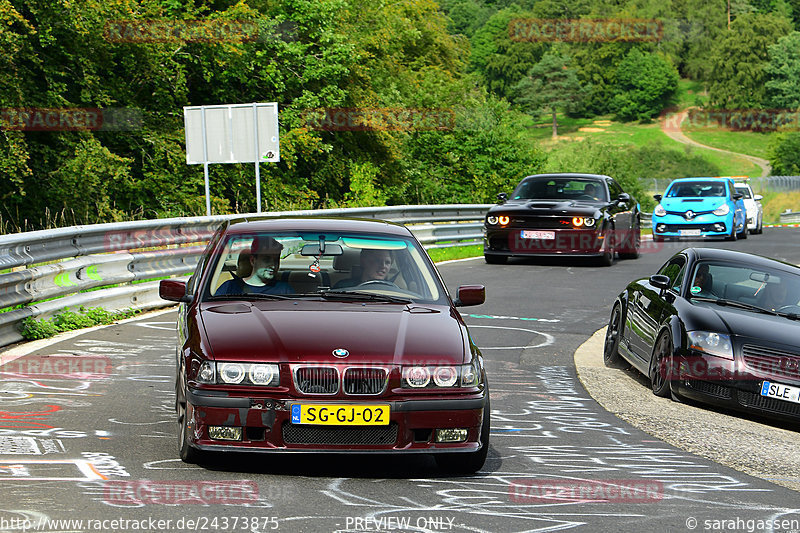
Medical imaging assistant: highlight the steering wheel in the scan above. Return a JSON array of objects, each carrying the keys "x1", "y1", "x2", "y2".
[
  {"x1": 577, "y1": 194, "x2": 596, "y2": 200},
  {"x1": 777, "y1": 304, "x2": 800, "y2": 314},
  {"x1": 356, "y1": 279, "x2": 400, "y2": 289}
]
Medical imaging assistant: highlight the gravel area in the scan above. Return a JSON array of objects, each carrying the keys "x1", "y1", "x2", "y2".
[{"x1": 575, "y1": 328, "x2": 800, "y2": 492}]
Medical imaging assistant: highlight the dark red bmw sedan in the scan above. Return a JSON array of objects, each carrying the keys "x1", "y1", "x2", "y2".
[{"x1": 159, "y1": 217, "x2": 489, "y2": 473}]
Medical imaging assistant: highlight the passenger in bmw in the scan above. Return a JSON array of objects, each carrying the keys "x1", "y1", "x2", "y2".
[
  {"x1": 334, "y1": 249, "x2": 394, "y2": 288},
  {"x1": 215, "y1": 236, "x2": 294, "y2": 295}
]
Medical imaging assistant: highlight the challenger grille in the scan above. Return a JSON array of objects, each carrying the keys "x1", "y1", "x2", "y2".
[
  {"x1": 742, "y1": 344, "x2": 800, "y2": 381},
  {"x1": 294, "y1": 367, "x2": 338, "y2": 394},
  {"x1": 343, "y1": 367, "x2": 388, "y2": 395}
]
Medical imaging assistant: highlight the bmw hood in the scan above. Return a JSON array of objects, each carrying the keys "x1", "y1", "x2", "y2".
[
  {"x1": 197, "y1": 301, "x2": 470, "y2": 365},
  {"x1": 659, "y1": 197, "x2": 725, "y2": 213}
]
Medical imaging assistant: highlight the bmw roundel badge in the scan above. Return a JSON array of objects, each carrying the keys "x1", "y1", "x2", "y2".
[{"x1": 332, "y1": 348, "x2": 349, "y2": 358}]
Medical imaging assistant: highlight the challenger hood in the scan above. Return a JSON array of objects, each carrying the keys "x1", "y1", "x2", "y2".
[
  {"x1": 197, "y1": 301, "x2": 469, "y2": 365},
  {"x1": 659, "y1": 197, "x2": 725, "y2": 213},
  {"x1": 489, "y1": 199, "x2": 602, "y2": 217},
  {"x1": 693, "y1": 303, "x2": 800, "y2": 349}
]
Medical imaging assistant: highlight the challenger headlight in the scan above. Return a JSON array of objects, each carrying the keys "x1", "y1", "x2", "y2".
[
  {"x1": 498, "y1": 215, "x2": 510, "y2": 225},
  {"x1": 583, "y1": 217, "x2": 596, "y2": 227},
  {"x1": 688, "y1": 331, "x2": 733, "y2": 360},
  {"x1": 572, "y1": 217, "x2": 596, "y2": 227},
  {"x1": 713, "y1": 204, "x2": 730, "y2": 216},
  {"x1": 654, "y1": 204, "x2": 667, "y2": 217},
  {"x1": 487, "y1": 216, "x2": 498, "y2": 225}
]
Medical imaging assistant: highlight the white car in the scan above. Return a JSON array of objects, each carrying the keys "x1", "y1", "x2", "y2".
[{"x1": 734, "y1": 182, "x2": 763, "y2": 234}]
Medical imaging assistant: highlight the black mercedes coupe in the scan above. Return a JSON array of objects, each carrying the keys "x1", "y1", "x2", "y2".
[
  {"x1": 483, "y1": 173, "x2": 641, "y2": 266},
  {"x1": 604, "y1": 247, "x2": 800, "y2": 424}
]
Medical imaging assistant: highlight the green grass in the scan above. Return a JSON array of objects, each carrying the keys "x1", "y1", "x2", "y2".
[
  {"x1": 534, "y1": 114, "x2": 763, "y2": 177},
  {"x1": 682, "y1": 128, "x2": 773, "y2": 160},
  {"x1": 760, "y1": 190, "x2": 800, "y2": 223},
  {"x1": 427, "y1": 244, "x2": 483, "y2": 262},
  {"x1": 675, "y1": 79, "x2": 709, "y2": 109}
]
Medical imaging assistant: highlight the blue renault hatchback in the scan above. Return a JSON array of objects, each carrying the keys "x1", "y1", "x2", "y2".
[{"x1": 651, "y1": 177, "x2": 746, "y2": 242}]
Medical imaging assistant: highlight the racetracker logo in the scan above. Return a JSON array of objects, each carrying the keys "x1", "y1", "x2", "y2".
[
  {"x1": 509, "y1": 229, "x2": 664, "y2": 254},
  {"x1": 661, "y1": 108, "x2": 800, "y2": 132},
  {"x1": 509, "y1": 479, "x2": 663, "y2": 503},
  {"x1": 1, "y1": 355, "x2": 111, "y2": 379},
  {"x1": 509, "y1": 18, "x2": 663, "y2": 42},
  {"x1": 299, "y1": 108, "x2": 456, "y2": 131},
  {"x1": 659, "y1": 355, "x2": 800, "y2": 382},
  {"x1": 103, "y1": 480, "x2": 259, "y2": 505},
  {"x1": 104, "y1": 20, "x2": 260, "y2": 43},
  {"x1": 0, "y1": 108, "x2": 141, "y2": 131}
]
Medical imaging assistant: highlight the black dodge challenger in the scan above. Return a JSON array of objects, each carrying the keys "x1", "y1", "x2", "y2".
[{"x1": 483, "y1": 173, "x2": 641, "y2": 266}]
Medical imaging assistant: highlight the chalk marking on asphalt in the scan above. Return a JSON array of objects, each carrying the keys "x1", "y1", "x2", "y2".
[
  {"x1": 469, "y1": 325, "x2": 555, "y2": 350},
  {"x1": 465, "y1": 314, "x2": 560, "y2": 323}
]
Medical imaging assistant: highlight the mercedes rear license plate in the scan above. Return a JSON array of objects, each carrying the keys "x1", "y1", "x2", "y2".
[
  {"x1": 521, "y1": 230, "x2": 555, "y2": 240},
  {"x1": 760, "y1": 381, "x2": 800, "y2": 404},
  {"x1": 290, "y1": 404, "x2": 390, "y2": 425}
]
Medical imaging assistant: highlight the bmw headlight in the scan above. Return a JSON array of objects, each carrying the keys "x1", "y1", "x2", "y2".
[
  {"x1": 688, "y1": 331, "x2": 733, "y2": 360},
  {"x1": 654, "y1": 205, "x2": 667, "y2": 217},
  {"x1": 197, "y1": 362, "x2": 280, "y2": 386},
  {"x1": 402, "y1": 363, "x2": 482, "y2": 389},
  {"x1": 713, "y1": 204, "x2": 730, "y2": 216}
]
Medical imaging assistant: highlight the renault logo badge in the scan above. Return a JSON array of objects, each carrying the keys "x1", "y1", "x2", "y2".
[
  {"x1": 684, "y1": 210, "x2": 695, "y2": 220},
  {"x1": 332, "y1": 348, "x2": 349, "y2": 358}
]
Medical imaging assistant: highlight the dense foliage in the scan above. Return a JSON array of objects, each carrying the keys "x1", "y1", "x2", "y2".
[{"x1": 2, "y1": 0, "x2": 798, "y2": 231}]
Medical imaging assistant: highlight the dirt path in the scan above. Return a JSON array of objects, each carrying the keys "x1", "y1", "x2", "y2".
[{"x1": 661, "y1": 109, "x2": 772, "y2": 177}]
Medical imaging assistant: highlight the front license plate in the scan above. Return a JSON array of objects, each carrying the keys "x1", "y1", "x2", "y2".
[
  {"x1": 290, "y1": 404, "x2": 390, "y2": 425},
  {"x1": 760, "y1": 381, "x2": 800, "y2": 404},
  {"x1": 521, "y1": 230, "x2": 555, "y2": 240},
  {"x1": 679, "y1": 229, "x2": 702, "y2": 236}
]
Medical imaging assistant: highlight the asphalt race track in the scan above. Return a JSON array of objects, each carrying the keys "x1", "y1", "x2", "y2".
[{"x1": 1, "y1": 228, "x2": 799, "y2": 533}]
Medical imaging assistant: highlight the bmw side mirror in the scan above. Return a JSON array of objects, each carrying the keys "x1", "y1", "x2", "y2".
[
  {"x1": 454, "y1": 285, "x2": 485, "y2": 307},
  {"x1": 160, "y1": 279, "x2": 192, "y2": 303},
  {"x1": 496, "y1": 192, "x2": 508, "y2": 204},
  {"x1": 649, "y1": 274, "x2": 671, "y2": 292},
  {"x1": 653, "y1": 194, "x2": 662, "y2": 202}
]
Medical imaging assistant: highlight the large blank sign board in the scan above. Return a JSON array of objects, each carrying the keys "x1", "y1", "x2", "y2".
[{"x1": 184, "y1": 103, "x2": 279, "y2": 164}]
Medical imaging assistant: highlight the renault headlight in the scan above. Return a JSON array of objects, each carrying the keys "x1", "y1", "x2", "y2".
[
  {"x1": 654, "y1": 205, "x2": 667, "y2": 217},
  {"x1": 713, "y1": 204, "x2": 730, "y2": 216}
]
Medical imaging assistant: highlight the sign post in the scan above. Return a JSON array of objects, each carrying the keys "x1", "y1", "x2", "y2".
[{"x1": 184, "y1": 102, "x2": 279, "y2": 215}]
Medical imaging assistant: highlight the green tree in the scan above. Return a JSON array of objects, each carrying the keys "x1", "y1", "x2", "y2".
[
  {"x1": 512, "y1": 51, "x2": 589, "y2": 138},
  {"x1": 765, "y1": 32, "x2": 800, "y2": 109},
  {"x1": 611, "y1": 48, "x2": 679, "y2": 121},
  {"x1": 768, "y1": 131, "x2": 800, "y2": 174},
  {"x1": 708, "y1": 12, "x2": 792, "y2": 109}
]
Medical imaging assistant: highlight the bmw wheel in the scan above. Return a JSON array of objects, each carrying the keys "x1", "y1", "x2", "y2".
[{"x1": 176, "y1": 367, "x2": 201, "y2": 463}]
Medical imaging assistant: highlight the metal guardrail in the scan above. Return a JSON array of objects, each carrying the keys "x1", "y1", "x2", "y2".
[
  {"x1": 0, "y1": 205, "x2": 491, "y2": 348},
  {"x1": 779, "y1": 211, "x2": 800, "y2": 224}
]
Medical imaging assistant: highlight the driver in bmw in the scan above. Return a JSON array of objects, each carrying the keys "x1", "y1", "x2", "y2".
[
  {"x1": 216, "y1": 236, "x2": 294, "y2": 295},
  {"x1": 335, "y1": 249, "x2": 393, "y2": 288}
]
